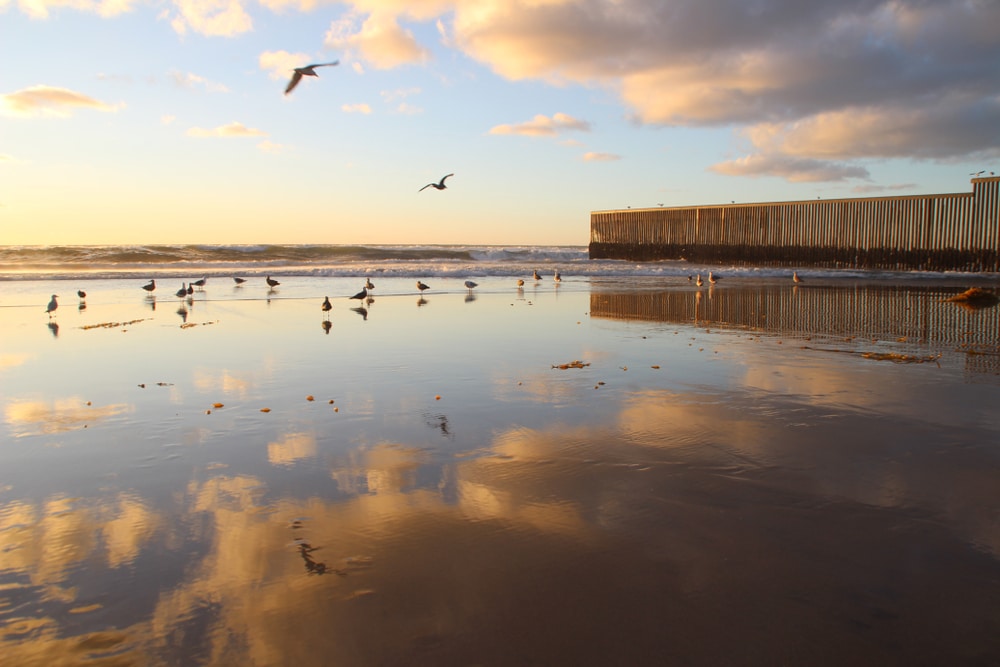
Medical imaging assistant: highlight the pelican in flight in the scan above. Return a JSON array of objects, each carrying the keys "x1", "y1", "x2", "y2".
[
  {"x1": 419, "y1": 174, "x2": 453, "y2": 192},
  {"x1": 285, "y1": 61, "x2": 339, "y2": 95}
]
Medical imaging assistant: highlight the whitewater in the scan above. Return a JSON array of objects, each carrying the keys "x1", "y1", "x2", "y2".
[{"x1": 0, "y1": 243, "x2": 992, "y2": 283}]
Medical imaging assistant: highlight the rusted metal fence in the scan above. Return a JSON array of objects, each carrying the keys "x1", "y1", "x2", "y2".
[{"x1": 590, "y1": 177, "x2": 1000, "y2": 271}]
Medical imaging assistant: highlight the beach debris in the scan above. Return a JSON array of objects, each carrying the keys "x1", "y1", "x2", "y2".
[
  {"x1": 306, "y1": 395, "x2": 314, "y2": 401},
  {"x1": 435, "y1": 395, "x2": 442, "y2": 400},
  {"x1": 213, "y1": 403, "x2": 224, "y2": 408},
  {"x1": 82, "y1": 318, "x2": 148, "y2": 330},
  {"x1": 552, "y1": 360, "x2": 590, "y2": 369},
  {"x1": 944, "y1": 287, "x2": 999, "y2": 309},
  {"x1": 260, "y1": 408, "x2": 271, "y2": 413},
  {"x1": 802, "y1": 346, "x2": 942, "y2": 364},
  {"x1": 651, "y1": 365, "x2": 660, "y2": 369}
]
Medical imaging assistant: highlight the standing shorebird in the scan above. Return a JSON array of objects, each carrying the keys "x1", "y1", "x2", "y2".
[
  {"x1": 416, "y1": 280, "x2": 430, "y2": 294},
  {"x1": 176, "y1": 283, "x2": 188, "y2": 298},
  {"x1": 142, "y1": 280, "x2": 156, "y2": 293},
  {"x1": 349, "y1": 287, "x2": 368, "y2": 301},
  {"x1": 46, "y1": 294, "x2": 58, "y2": 317},
  {"x1": 233, "y1": 277, "x2": 246, "y2": 285},
  {"x1": 464, "y1": 280, "x2": 478, "y2": 291},
  {"x1": 192, "y1": 277, "x2": 207, "y2": 289},
  {"x1": 321, "y1": 297, "x2": 332, "y2": 317},
  {"x1": 284, "y1": 61, "x2": 339, "y2": 95},
  {"x1": 365, "y1": 277, "x2": 374, "y2": 291},
  {"x1": 696, "y1": 274, "x2": 703, "y2": 287},
  {"x1": 419, "y1": 174, "x2": 453, "y2": 192},
  {"x1": 517, "y1": 279, "x2": 524, "y2": 288},
  {"x1": 532, "y1": 270, "x2": 541, "y2": 281},
  {"x1": 266, "y1": 276, "x2": 280, "y2": 288},
  {"x1": 793, "y1": 271, "x2": 803, "y2": 284},
  {"x1": 708, "y1": 271, "x2": 719, "y2": 285},
  {"x1": 77, "y1": 290, "x2": 86, "y2": 299},
  {"x1": 554, "y1": 270, "x2": 562, "y2": 282}
]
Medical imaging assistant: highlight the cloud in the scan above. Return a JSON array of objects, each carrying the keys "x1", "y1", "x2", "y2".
[
  {"x1": 325, "y1": 11, "x2": 431, "y2": 69},
  {"x1": 583, "y1": 151, "x2": 621, "y2": 162},
  {"x1": 9, "y1": 0, "x2": 137, "y2": 19},
  {"x1": 161, "y1": 114, "x2": 177, "y2": 125},
  {"x1": 1, "y1": 85, "x2": 121, "y2": 118},
  {"x1": 256, "y1": 140, "x2": 288, "y2": 153},
  {"x1": 168, "y1": 0, "x2": 253, "y2": 37},
  {"x1": 489, "y1": 112, "x2": 591, "y2": 137},
  {"x1": 259, "y1": 50, "x2": 312, "y2": 81},
  {"x1": 168, "y1": 70, "x2": 230, "y2": 93},
  {"x1": 186, "y1": 121, "x2": 267, "y2": 138},
  {"x1": 709, "y1": 154, "x2": 870, "y2": 183},
  {"x1": 342, "y1": 103, "x2": 372, "y2": 114},
  {"x1": 852, "y1": 183, "x2": 918, "y2": 195}
]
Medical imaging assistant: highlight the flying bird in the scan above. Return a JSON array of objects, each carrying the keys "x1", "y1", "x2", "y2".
[
  {"x1": 142, "y1": 280, "x2": 156, "y2": 293},
  {"x1": 46, "y1": 294, "x2": 58, "y2": 317},
  {"x1": 285, "y1": 61, "x2": 339, "y2": 95},
  {"x1": 419, "y1": 174, "x2": 453, "y2": 192}
]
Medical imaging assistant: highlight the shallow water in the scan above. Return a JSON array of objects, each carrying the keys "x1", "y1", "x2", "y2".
[{"x1": 2, "y1": 276, "x2": 999, "y2": 665}]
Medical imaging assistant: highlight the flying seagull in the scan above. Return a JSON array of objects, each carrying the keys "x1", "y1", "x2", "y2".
[
  {"x1": 419, "y1": 174, "x2": 453, "y2": 192},
  {"x1": 285, "y1": 61, "x2": 339, "y2": 95}
]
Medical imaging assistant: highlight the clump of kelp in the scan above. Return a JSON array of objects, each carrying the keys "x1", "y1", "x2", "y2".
[{"x1": 944, "y1": 288, "x2": 999, "y2": 310}]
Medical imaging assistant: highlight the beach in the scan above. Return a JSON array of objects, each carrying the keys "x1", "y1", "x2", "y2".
[{"x1": 2, "y1": 270, "x2": 1000, "y2": 665}]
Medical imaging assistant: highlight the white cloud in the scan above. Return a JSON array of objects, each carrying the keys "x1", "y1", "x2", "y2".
[
  {"x1": 168, "y1": 0, "x2": 252, "y2": 37},
  {"x1": 583, "y1": 152, "x2": 621, "y2": 162},
  {"x1": 10, "y1": 0, "x2": 137, "y2": 19},
  {"x1": 161, "y1": 114, "x2": 177, "y2": 125},
  {"x1": 168, "y1": 70, "x2": 230, "y2": 93},
  {"x1": 1, "y1": 85, "x2": 121, "y2": 118},
  {"x1": 186, "y1": 121, "x2": 267, "y2": 137},
  {"x1": 709, "y1": 154, "x2": 870, "y2": 183},
  {"x1": 342, "y1": 103, "x2": 372, "y2": 114},
  {"x1": 256, "y1": 140, "x2": 287, "y2": 153},
  {"x1": 259, "y1": 50, "x2": 312, "y2": 81},
  {"x1": 489, "y1": 112, "x2": 591, "y2": 137},
  {"x1": 325, "y1": 10, "x2": 431, "y2": 69}
]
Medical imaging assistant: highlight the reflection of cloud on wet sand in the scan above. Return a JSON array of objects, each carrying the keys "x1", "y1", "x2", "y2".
[
  {"x1": 268, "y1": 432, "x2": 317, "y2": 466},
  {"x1": 4, "y1": 398, "x2": 130, "y2": 436},
  {"x1": 192, "y1": 368, "x2": 257, "y2": 398},
  {"x1": 0, "y1": 352, "x2": 32, "y2": 370}
]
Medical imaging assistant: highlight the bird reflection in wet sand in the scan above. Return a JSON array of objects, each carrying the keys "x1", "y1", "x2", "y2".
[
  {"x1": 417, "y1": 297, "x2": 428, "y2": 307},
  {"x1": 177, "y1": 304, "x2": 189, "y2": 323},
  {"x1": 148, "y1": 298, "x2": 156, "y2": 312},
  {"x1": 464, "y1": 291, "x2": 477, "y2": 303},
  {"x1": 351, "y1": 306, "x2": 369, "y2": 321},
  {"x1": 424, "y1": 413, "x2": 453, "y2": 439},
  {"x1": 321, "y1": 320, "x2": 332, "y2": 334},
  {"x1": 47, "y1": 321, "x2": 59, "y2": 338}
]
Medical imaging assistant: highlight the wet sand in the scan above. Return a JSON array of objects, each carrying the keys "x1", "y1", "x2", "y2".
[{"x1": 1, "y1": 276, "x2": 1000, "y2": 665}]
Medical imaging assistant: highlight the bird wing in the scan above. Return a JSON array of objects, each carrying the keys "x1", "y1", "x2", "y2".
[
  {"x1": 439, "y1": 173, "x2": 454, "y2": 185},
  {"x1": 285, "y1": 71, "x2": 304, "y2": 95},
  {"x1": 316, "y1": 61, "x2": 339, "y2": 68},
  {"x1": 419, "y1": 183, "x2": 433, "y2": 192}
]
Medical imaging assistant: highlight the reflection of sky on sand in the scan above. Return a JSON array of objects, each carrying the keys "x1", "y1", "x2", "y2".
[
  {"x1": 5, "y1": 398, "x2": 131, "y2": 436},
  {"x1": 2, "y1": 279, "x2": 1000, "y2": 664}
]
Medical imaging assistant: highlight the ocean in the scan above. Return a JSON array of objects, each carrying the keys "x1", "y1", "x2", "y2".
[{"x1": 1, "y1": 243, "x2": 994, "y2": 283}]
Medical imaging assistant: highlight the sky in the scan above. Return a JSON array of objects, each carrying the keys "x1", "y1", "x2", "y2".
[{"x1": 2, "y1": 0, "x2": 999, "y2": 246}]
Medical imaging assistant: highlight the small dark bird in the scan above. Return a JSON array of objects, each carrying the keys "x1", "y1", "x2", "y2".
[
  {"x1": 708, "y1": 271, "x2": 719, "y2": 285},
  {"x1": 322, "y1": 296, "x2": 332, "y2": 316},
  {"x1": 419, "y1": 174, "x2": 453, "y2": 192},
  {"x1": 46, "y1": 294, "x2": 58, "y2": 317},
  {"x1": 77, "y1": 290, "x2": 86, "y2": 299},
  {"x1": 285, "y1": 61, "x2": 339, "y2": 95},
  {"x1": 142, "y1": 280, "x2": 156, "y2": 293},
  {"x1": 553, "y1": 270, "x2": 561, "y2": 282},
  {"x1": 349, "y1": 287, "x2": 368, "y2": 301},
  {"x1": 266, "y1": 276, "x2": 280, "y2": 288},
  {"x1": 517, "y1": 279, "x2": 524, "y2": 287},
  {"x1": 532, "y1": 270, "x2": 541, "y2": 281},
  {"x1": 464, "y1": 280, "x2": 478, "y2": 291},
  {"x1": 365, "y1": 278, "x2": 374, "y2": 291},
  {"x1": 416, "y1": 280, "x2": 430, "y2": 293},
  {"x1": 233, "y1": 277, "x2": 246, "y2": 285},
  {"x1": 793, "y1": 271, "x2": 803, "y2": 284},
  {"x1": 192, "y1": 277, "x2": 207, "y2": 288},
  {"x1": 176, "y1": 283, "x2": 188, "y2": 298},
  {"x1": 186, "y1": 284, "x2": 194, "y2": 295},
  {"x1": 696, "y1": 274, "x2": 703, "y2": 287}
]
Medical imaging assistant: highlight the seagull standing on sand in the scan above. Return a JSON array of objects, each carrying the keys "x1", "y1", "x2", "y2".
[
  {"x1": 77, "y1": 290, "x2": 86, "y2": 299},
  {"x1": 176, "y1": 283, "x2": 188, "y2": 298},
  {"x1": 266, "y1": 276, "x2": 280, "y2": 288},
  {"x1": 322, "y1": 297, "x2": 332, "y2": 317},
  {"x1": 365, "y1": 277, "x2": 375, "y2": 292},
  {"x1": 419, "y1": 174, "x2": 453, "y2": 192},
  {"x1": 416, "y1": 280, "x2": 430, "y2": 294},
  {"x1": 349, "y1": 287, "x2": 368, "y2": 301},
  {"x1": 192, "y1": 277, "x2": 207, "y2": 289},
  {"x1": 142, "y1": 280, "x2": 156, "y2": 293},
  {"x1": 284, "y1": 61, "x2": 339, "y2": 95},
  {"x1": 233, "y1": 277, "x2": 246, "y2": 285},
  {"x1": 46, "y1": 294, "x2": 58, "y2": 317},
  {"x1": 465, "y1": 280, "x2": 478, "y2": 291}
]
